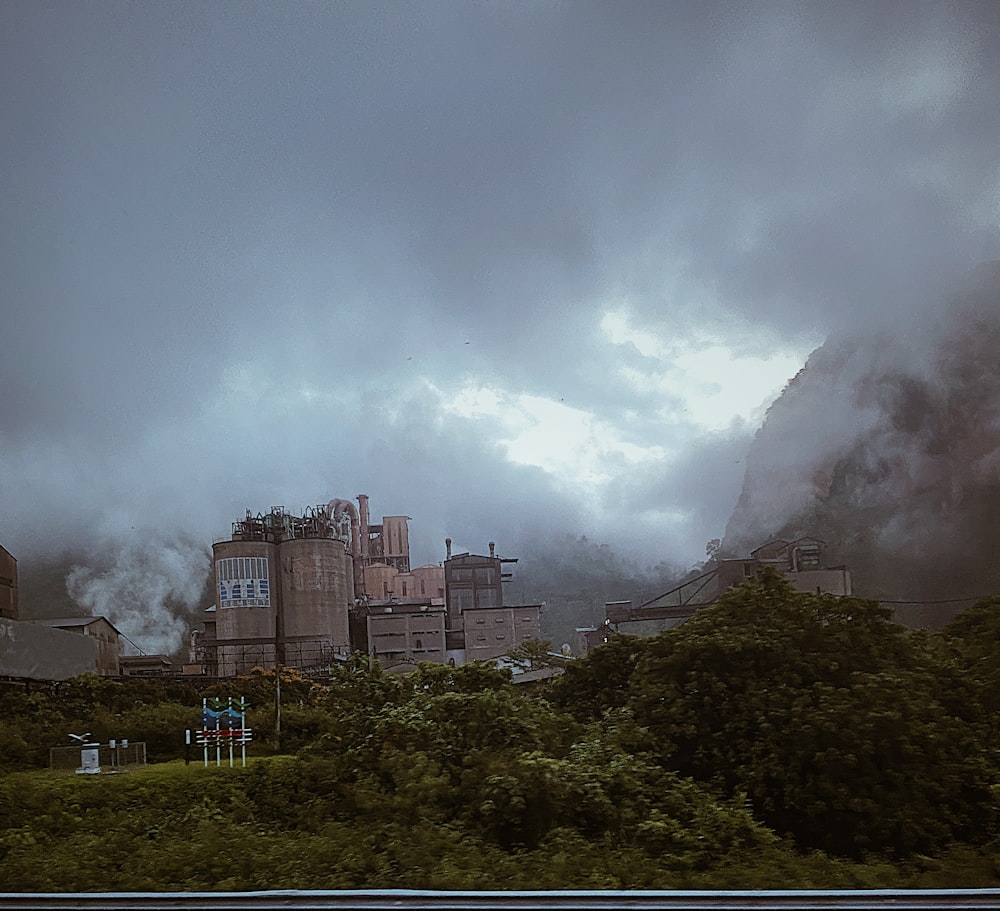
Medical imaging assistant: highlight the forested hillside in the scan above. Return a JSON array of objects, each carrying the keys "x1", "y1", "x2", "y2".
[{"x1": 2, "y1": 574, "x2": 1000, "y2": 891}]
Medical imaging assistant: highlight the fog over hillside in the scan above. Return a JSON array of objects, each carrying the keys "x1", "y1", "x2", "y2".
[{"x1": 724, "y1": 264, "x2": 1000, "y2": 620}]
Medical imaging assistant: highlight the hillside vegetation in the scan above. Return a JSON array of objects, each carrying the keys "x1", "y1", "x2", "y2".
[{"x1": 2, "y1": 573, "x2": 1000, "y2": 891}]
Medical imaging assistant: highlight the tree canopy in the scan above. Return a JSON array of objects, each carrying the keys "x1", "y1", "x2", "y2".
[{"x1": 626, "y1": 569, "x2": 998, "y2": 857}]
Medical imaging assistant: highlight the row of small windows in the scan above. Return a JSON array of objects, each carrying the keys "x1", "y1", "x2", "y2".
[
  {"x1": 217, "y1": 557, "x2": 269, "y2": 582},
  {"x1": 449, "y1": 589, "x2": 498, "y2": 610},
  {"x1": 448, "y1": 567, "x2": 497, "y2": 585}
]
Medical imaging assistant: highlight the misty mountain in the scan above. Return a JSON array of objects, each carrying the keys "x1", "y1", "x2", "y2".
[
  {"x1": 515, "y1": 534, "x2": 686, "y2": 649},
  {"x1": 723, "y1": 264, "x2": 1000, "y2": 626}
]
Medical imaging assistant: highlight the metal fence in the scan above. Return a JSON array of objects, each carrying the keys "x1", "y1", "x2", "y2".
[
  {"x1": 2, "y1": 892, "x2": 1000, "y2": 910},
  {"x1": 48, "y1": 741, "x2": 147, "y2": 773}
]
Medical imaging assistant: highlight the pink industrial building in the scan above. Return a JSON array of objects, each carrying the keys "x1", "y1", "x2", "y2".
[{"x1": 194, "y1": 495, "x2": 542, "y2": 675}]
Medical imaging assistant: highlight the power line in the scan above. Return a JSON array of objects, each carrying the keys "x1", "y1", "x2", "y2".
[{"x1": 875, "y1": 595, "x2": 999, "y2": 605}]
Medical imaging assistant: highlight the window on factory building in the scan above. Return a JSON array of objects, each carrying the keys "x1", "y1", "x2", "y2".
[
  {"x1": 473, "y1": 567, "x2": 496, "y2": 585},
  {"x1": 476, "y1": 589, "x2": 498, "y2": 609}
]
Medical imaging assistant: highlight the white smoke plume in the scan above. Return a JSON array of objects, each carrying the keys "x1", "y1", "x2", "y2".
[{"x1": 66, "y1": 532, "x2": 211, "y2": 657}]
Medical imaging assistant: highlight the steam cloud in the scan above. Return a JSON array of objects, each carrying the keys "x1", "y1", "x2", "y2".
[{"x1": 65, "y1": 534, "x2": 211, "y2": 657}]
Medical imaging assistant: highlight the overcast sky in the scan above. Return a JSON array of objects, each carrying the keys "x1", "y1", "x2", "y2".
[{"x1": 3, "y1": 2, "x2": 1000, "y2": 646}]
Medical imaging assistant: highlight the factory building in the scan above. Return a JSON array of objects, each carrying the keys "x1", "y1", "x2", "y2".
[
  {"x1": 440, "y1": 539, "x2": 543, "y2": 665},
  {"x1": 192, "y1": 496, "x2": 544, "y2": 675},
  {"x1": 195, "y1": 495, "x2": 445, "y2": 675},
  {"x1": 0, "y1": 541, "x2": 128, "y2": 681},
  {"x1": 359, "y1": 494, "x2": 411, "y2": 573},
  {"x1": 601, "y1": 536, "x2": 852, "y2": 638},
  {"x1": 360, "y1": 539, "x2": 542, "y2": 670},
  {"x1": 0, "y1": 544, "x2": 17, "y2": 621},
  {"x1": 29, "y1": 617, "x2": 123, "y2": 676},
  {"x1": 364, "y1": 602, "x2": 448, "y2": 669}
]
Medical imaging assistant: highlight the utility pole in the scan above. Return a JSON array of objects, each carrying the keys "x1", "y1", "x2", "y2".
[
  {"x1": 274, "y1": 665, "x2": 281, "y2": 750},
  {"x1": 274, "y1": 557, "x2": 285, "y2": 752}
]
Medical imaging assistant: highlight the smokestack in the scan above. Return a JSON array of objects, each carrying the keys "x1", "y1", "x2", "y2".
[
  {"x1": 489, "y1": 541, "x2": 495, "y2": 557},
  {"x1": 445, "y1": 538, "x2": 452, "y2": 560},
  {"x1": 357, "y1": 494, "x2": 370, "y2": 560}
]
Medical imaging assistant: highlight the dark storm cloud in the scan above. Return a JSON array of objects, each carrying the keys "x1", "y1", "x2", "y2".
[{"x1": 2, "y1": 1, "x2": 999, "y2": 648}]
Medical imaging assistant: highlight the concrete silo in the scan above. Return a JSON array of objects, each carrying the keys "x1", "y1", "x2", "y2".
[
  {"x1": 212, "y1": 538, "x2": 279, "y2": 676},
  {"x1": 278, "y1": 536, "x2": 353, "y2": 664},
  {"x1": 209, "y1": 501, "x2": 357, "y2": 676}
]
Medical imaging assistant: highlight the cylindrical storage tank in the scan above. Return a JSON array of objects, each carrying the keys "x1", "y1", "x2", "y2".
[
  {"x1": 278, "y1": 537, "x2": 354, "y2": 665},
  {"x1": 212, "y1": 540, "x2": 278, "y2": 676}
]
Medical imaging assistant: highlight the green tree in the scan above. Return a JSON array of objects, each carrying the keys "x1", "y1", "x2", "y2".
[
  {"x1": 506, "y1": 638, "x2": 555, "y2": 670},
  {"x1": 627, "y1": 569, "x2": 997, "y2": 857},
  {"x1": 940, "y1": 594, "x2": 1000, "y2": 717},
  {"x1": 548, "y1": 633, "x2": 651, "y2": 722}
]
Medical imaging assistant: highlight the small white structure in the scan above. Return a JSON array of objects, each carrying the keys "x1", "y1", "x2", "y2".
[
  {"x1": 76, "y1": 743, "x2": 101, "y2": 775},
  {"x1": 68, "y1": 733, "x2": 100, "y2": 775}
]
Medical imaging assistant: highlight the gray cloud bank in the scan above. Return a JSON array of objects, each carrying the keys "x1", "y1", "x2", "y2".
[{"x1": 2, "y1": 2, "x2": 999, "y2": 651}]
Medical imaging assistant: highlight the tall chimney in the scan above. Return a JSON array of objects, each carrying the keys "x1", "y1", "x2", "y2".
[
  {"x1": 445, "y1": 537, "x2": 452, "y2": 560},
  {"x1": 489, "y1": 541, "x2": 495, "y2": 557},
  {"x1": 357, "y1": 494, "x2": 370, "y2": 560}
]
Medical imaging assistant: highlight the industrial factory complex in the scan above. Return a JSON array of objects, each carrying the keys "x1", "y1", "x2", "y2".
[
  {"x1": 189, "y1": 494, "x2": 543, "y2": 676},
  {"x1": 1, "y1": 494, "x2": 856, "y2": 683},
  {"x1": 0, "y1": 494, "x2": 545, "y2": 681}
]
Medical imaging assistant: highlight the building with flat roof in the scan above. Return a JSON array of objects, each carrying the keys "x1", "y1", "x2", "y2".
[
  {"x1": 441, "y1": 538, "x2": 543, "y2": 665},
  {"x1": 28, "y1": 616, "x2": 123, "y2": 676}
]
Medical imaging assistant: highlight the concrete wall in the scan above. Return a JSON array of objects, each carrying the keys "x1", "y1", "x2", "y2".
[
  {"x1": 0, "y1": 618, "x2": 98, "y2": 681},
  {"x1": 463, "y1": 605, "x2": 542, "y2": 662},
  {"x1": 367, "y1": 607, "x2": 446, "y2": 667},
  {"x1": 84, "y1": 618, "x2": 121, "y2": 676},
  {"x1": 409, "y1": 564, "x2": 445, "y2": 601},
  {"x1": 363, "y1": 562, "x2": 445, "y2": 601}
]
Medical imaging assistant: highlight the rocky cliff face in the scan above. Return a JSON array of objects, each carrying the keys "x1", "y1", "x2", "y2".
[{"x1": 723, "y1": 265, "x2": 1000, "y2": 624}]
